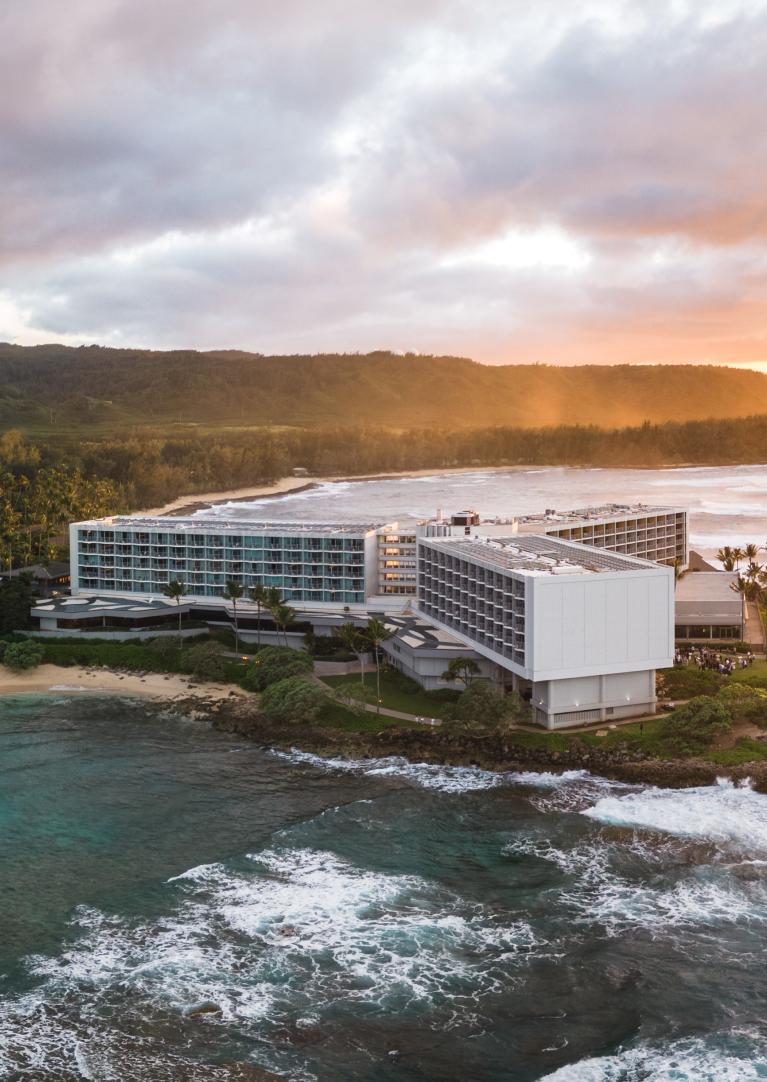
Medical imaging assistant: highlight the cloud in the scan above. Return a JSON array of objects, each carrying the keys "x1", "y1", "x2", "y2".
[{"x1": 2, "y1": 0, "x2": 767, "y2": 364}]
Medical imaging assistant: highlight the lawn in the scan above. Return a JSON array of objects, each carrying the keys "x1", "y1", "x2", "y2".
[
  {"x1": 317, "y1": 699, "x2": 423, "y2": 732},
  {"x1": 320, "y1": 672, "x2": 457, "y2": 719},
  {"x1": 706, "y1": 738, "x2": 767, "y2": 766},
  {"x1": 729, "y1": 660, "x2": 767, "y2": 685}
]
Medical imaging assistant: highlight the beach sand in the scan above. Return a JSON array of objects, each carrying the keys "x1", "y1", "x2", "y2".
[
  {"x1": 142, "y1": 465, "x2": 517, "y2": 517},
  {"x1": 0, "y1": 664, "x2": 247, "y2": 701}
]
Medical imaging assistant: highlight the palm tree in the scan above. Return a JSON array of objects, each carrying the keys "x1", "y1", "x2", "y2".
[
  {"x1": 363, "y1": 617, "x2": 393, "y2": 714},
  {"x1": 222, "y1": 580, "x2": 244, "y2": 654},
  {"x1": 746, "y1": 543, "x2": 759, "y2": 562},
  {"x1": 716, "y1": 546, "x2": 736, "y2": 571},
  {"x1": 272, "y1": 603, "x2": 296, "y2": 647},
  {"x1": 334, "y1": 621, "x2": 367, "y2": 685},
  {"x1": 249, "y1": 583, "x2": 268, "y2": 650},
  {"x1": 162, "y1": 579, "x2": 187, "y2": 644},
  {"x1": 732, "y1": 546, "x2": 745, "y2": 570},
  {"x1": 745, "y1": 561, "x2": 763, "y2": 582}
]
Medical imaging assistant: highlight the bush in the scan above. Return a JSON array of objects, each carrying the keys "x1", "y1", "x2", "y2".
[
  {"x1": 443, "y1": 681, "x2": 527, "y2": 733},
  {"x1": 149, "y1": 636, "x2": 183, "y2": 664},
  {"x1": 660, "y1": 695, "x2": 732, "y2": 755},
  {"x1": 184, "y1": 641, "x2": 227, "y2": 682},
  {"x1": 424, "y1": 687, "x2": 461, "y2": 703},
  {"x1": 243, "y1": 646, "x2": 313, "y2": 691},
  {"x1": 657, "y1": 666, "x2": 725, "y2": 699},
  {"x1": 260, "y1": 676, "x2": 327, "y2": 724},
  {"x1": 306, "y1": 634, "x2": 355, "y2": 660},
  {"x1": 716, "y1": 683, "x2": 767, "y2": 724},
  {"x1": 4, "y1": 639, "x2": 44, "y2": 671}
]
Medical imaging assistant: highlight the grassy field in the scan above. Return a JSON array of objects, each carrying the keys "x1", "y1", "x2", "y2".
[
  {"x1": 729, "y1": 660, "x2": 767, "y2": 685},
  {"x1": 320, "y1": 672, "x2": 457, "y2": 719},
  {"x1": 316, "y1": 698, "x2": 423, "y2": 732}
]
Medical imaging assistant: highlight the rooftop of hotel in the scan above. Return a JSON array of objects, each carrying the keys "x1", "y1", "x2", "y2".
[
  {"x1": 74, "y1": 516, "x2": 388, "y2": 535},
  {"x1": 421, "y1": 533, "x2": 663, "y2": 576},
  {"x1": 32, "y1": 595, "x2": 183, "y2": 616},
  {"x1": 510, "y1": 502, "x2": 685, "y2": 526}
]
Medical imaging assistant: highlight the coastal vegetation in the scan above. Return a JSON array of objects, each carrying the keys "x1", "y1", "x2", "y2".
[
  {"x1": 7, "y1": 414, "x2": 767, "y2": 570},
  {"x1": 4, "y1": 629, "x2": 767, "y2": 778}
]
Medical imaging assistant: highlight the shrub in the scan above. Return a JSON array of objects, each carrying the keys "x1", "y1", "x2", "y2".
[
  {"x1": 243, "y1": 646, "x2": 313, "y2": 691},
  {"x1": 657, "y1": 667, "x2": 725, "y2": 699},
  {"x1": 443, "y1": 681, "x2": 526, "y2": 733},
  {"x1": 4, "y1": 639, "x2": 44, "y2": 670},
  {"x1": 184, "y1": 641, "x2": 227, "y2": 682},
  {"x1": 716, "y1": 683, "x2": 767, "y2": 723},
  {"x1": 149, "y1": 636, "x2": 183, "y2": 665},
  {"x1": 660, "y1": 695, "x2": 732, "y2": 755},
  {"x1": 424, "y1": 687, "x2": 461, "y2": 703},
  {"x1": 259, "y1": 676, "x2": 327, "y2": 724}
]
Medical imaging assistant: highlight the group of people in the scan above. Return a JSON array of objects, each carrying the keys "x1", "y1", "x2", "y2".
[{"x1": 674, "y1": 645, "x2": 755, "y2": 674}]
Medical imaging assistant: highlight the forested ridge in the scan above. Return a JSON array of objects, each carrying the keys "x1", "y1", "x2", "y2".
[
  {"x1": 3, "y1": 342, "x2": 767, "y2": 570},
  {"x1": 2, "y1": 343, "x2": 767, "y2": 429}
]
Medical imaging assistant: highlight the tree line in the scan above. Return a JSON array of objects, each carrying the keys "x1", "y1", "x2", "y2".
[{"x1": 5, "y1": 412, "x2": 767, "y2": 567}]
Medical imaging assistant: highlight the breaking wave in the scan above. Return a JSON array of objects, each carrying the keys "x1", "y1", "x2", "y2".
[
  {"x1": 1, "y1": 846, "x2": 543, "y2": 1078},
  {"x1": 582, "y1": 777, "x2": 767, "y2": 857},
  {"x1": 271, "y1": 748, "x2": 621, "y2": 798},
  {"x1": 540, "y1": 1033, "x2": 767, "y2": 1080}
]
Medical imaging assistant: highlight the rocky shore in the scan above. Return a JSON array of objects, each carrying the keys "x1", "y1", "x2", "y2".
[{"x1": 209, "y1": 699, "x2": 767, "y2": 792}]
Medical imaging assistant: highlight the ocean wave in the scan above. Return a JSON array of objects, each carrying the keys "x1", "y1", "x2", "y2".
[
  {"x1": 539, "y1": 1034, "x2": 767, "y2": 1080},
  {"x1": 23, "y1": 846, "x2": 544, "y2": 1051},
  {"x1": 582, "y1": 777, "x2": 767, "y2": 858},
  {"x1": 270, "y1": 748, "x2": 619, "y2": 796},
  {"x1": 268, "y1": 748, "x2": 506, "y2": 791},
  {"x1": 507, "y1": 822, "x2": 767, "y2": 935}
]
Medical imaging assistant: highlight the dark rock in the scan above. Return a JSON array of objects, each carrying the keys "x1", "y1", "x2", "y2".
[{"x1": 185, "y1": 1001, "x2": 223, "y2": 1018}]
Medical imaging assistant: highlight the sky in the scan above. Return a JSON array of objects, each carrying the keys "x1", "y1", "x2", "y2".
[{"x1": 2, "y1": 0, "x2": 767, "y2": 367}]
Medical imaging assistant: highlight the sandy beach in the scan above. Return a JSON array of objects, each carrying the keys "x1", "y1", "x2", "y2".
[
  {"x1": 142, "y1": 465, "x2": 520, "y2": 516},
  {"x1": 0, "y1": 664, "x2": 248, "y2": 701}
]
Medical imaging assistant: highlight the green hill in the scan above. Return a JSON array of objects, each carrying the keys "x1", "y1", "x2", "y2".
[{"x1": 0, "y1": 344, "x2": 764, "y2": 430}]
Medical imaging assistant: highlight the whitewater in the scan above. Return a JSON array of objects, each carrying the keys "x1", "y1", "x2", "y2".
[
  {"x1": 190, "y1": 462, "x2": 767, "y2": 564},
  {"x1": 2, "y1": 696, "x2": 767, "y2": 1080}
]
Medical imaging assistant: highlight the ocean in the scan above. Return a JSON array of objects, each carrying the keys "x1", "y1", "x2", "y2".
[
  {"x1": 2, "y1": 694, "x2": 767, "y2": 1080},
  {"x1": 191, "y1": 463, "x2": 767, "y2": 563}
]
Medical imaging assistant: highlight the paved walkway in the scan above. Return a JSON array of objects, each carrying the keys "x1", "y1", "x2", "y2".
[{"x1": 744, "y1": 601, "x2": 765, "y2": 649}]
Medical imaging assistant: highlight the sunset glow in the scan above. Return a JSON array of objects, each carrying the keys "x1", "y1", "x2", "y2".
[{"x1": 2, "y1": 0, "x2": 767, "y2": 365}]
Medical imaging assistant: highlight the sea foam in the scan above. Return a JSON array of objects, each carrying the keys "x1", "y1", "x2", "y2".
[
  {"x1": 582, "y1": 777, "x2": 767, "y2": 858},
  {"x1": 539, "y1": 1034, "x2": 767, "y2": 1081},
  {"x1": 271, "y1": 748, "x2": 612, "y2": 796}
]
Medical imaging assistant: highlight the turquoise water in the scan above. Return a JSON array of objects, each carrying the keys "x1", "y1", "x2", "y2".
[{"x1": 2, "y1": 695, "x2": 767, "y2": 1080}]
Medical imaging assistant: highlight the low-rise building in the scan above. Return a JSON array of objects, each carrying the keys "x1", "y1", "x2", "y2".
[
  {"x1": 674, "y1": 572, "x2": 744, "y2": 641},
  {"x1": 380, "y1": 613, "x2": 499, "y2": 691}
]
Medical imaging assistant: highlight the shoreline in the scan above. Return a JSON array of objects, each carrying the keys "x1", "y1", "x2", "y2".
[
  {"x1": 3, "y1": 671, "x2": 765, "y2": 792},
  {"x1": 142, "y1": 462, "x2": 729, "y2": 517},
  {"x1": 0, "y1": 664, "x2": 247, "y2": 702},
  {"x1": 211, "y1": 704, "x2": 767, "y2": 793}
]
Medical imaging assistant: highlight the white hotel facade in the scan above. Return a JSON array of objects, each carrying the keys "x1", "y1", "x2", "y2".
[
  {"x1": 416, "y1": 534, "x2": 673, "y2": 728},
  {"x1": 62, "y1": 504, "x2": 680, "y2": 728}
]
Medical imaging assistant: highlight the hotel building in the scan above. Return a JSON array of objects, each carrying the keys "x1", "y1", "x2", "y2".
[
  {"x1": 70, "y1": 517, "x2": 386, "y2": 610},
  {"x1": 425, "y1": 504, "x2": 688, "y2": 570},
  {"x1": 63, "y1": 508, "x2": 677, "y2": 728},
  {"x1": 416, "y1": 533, "x2": 674, "y2": 728}
]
